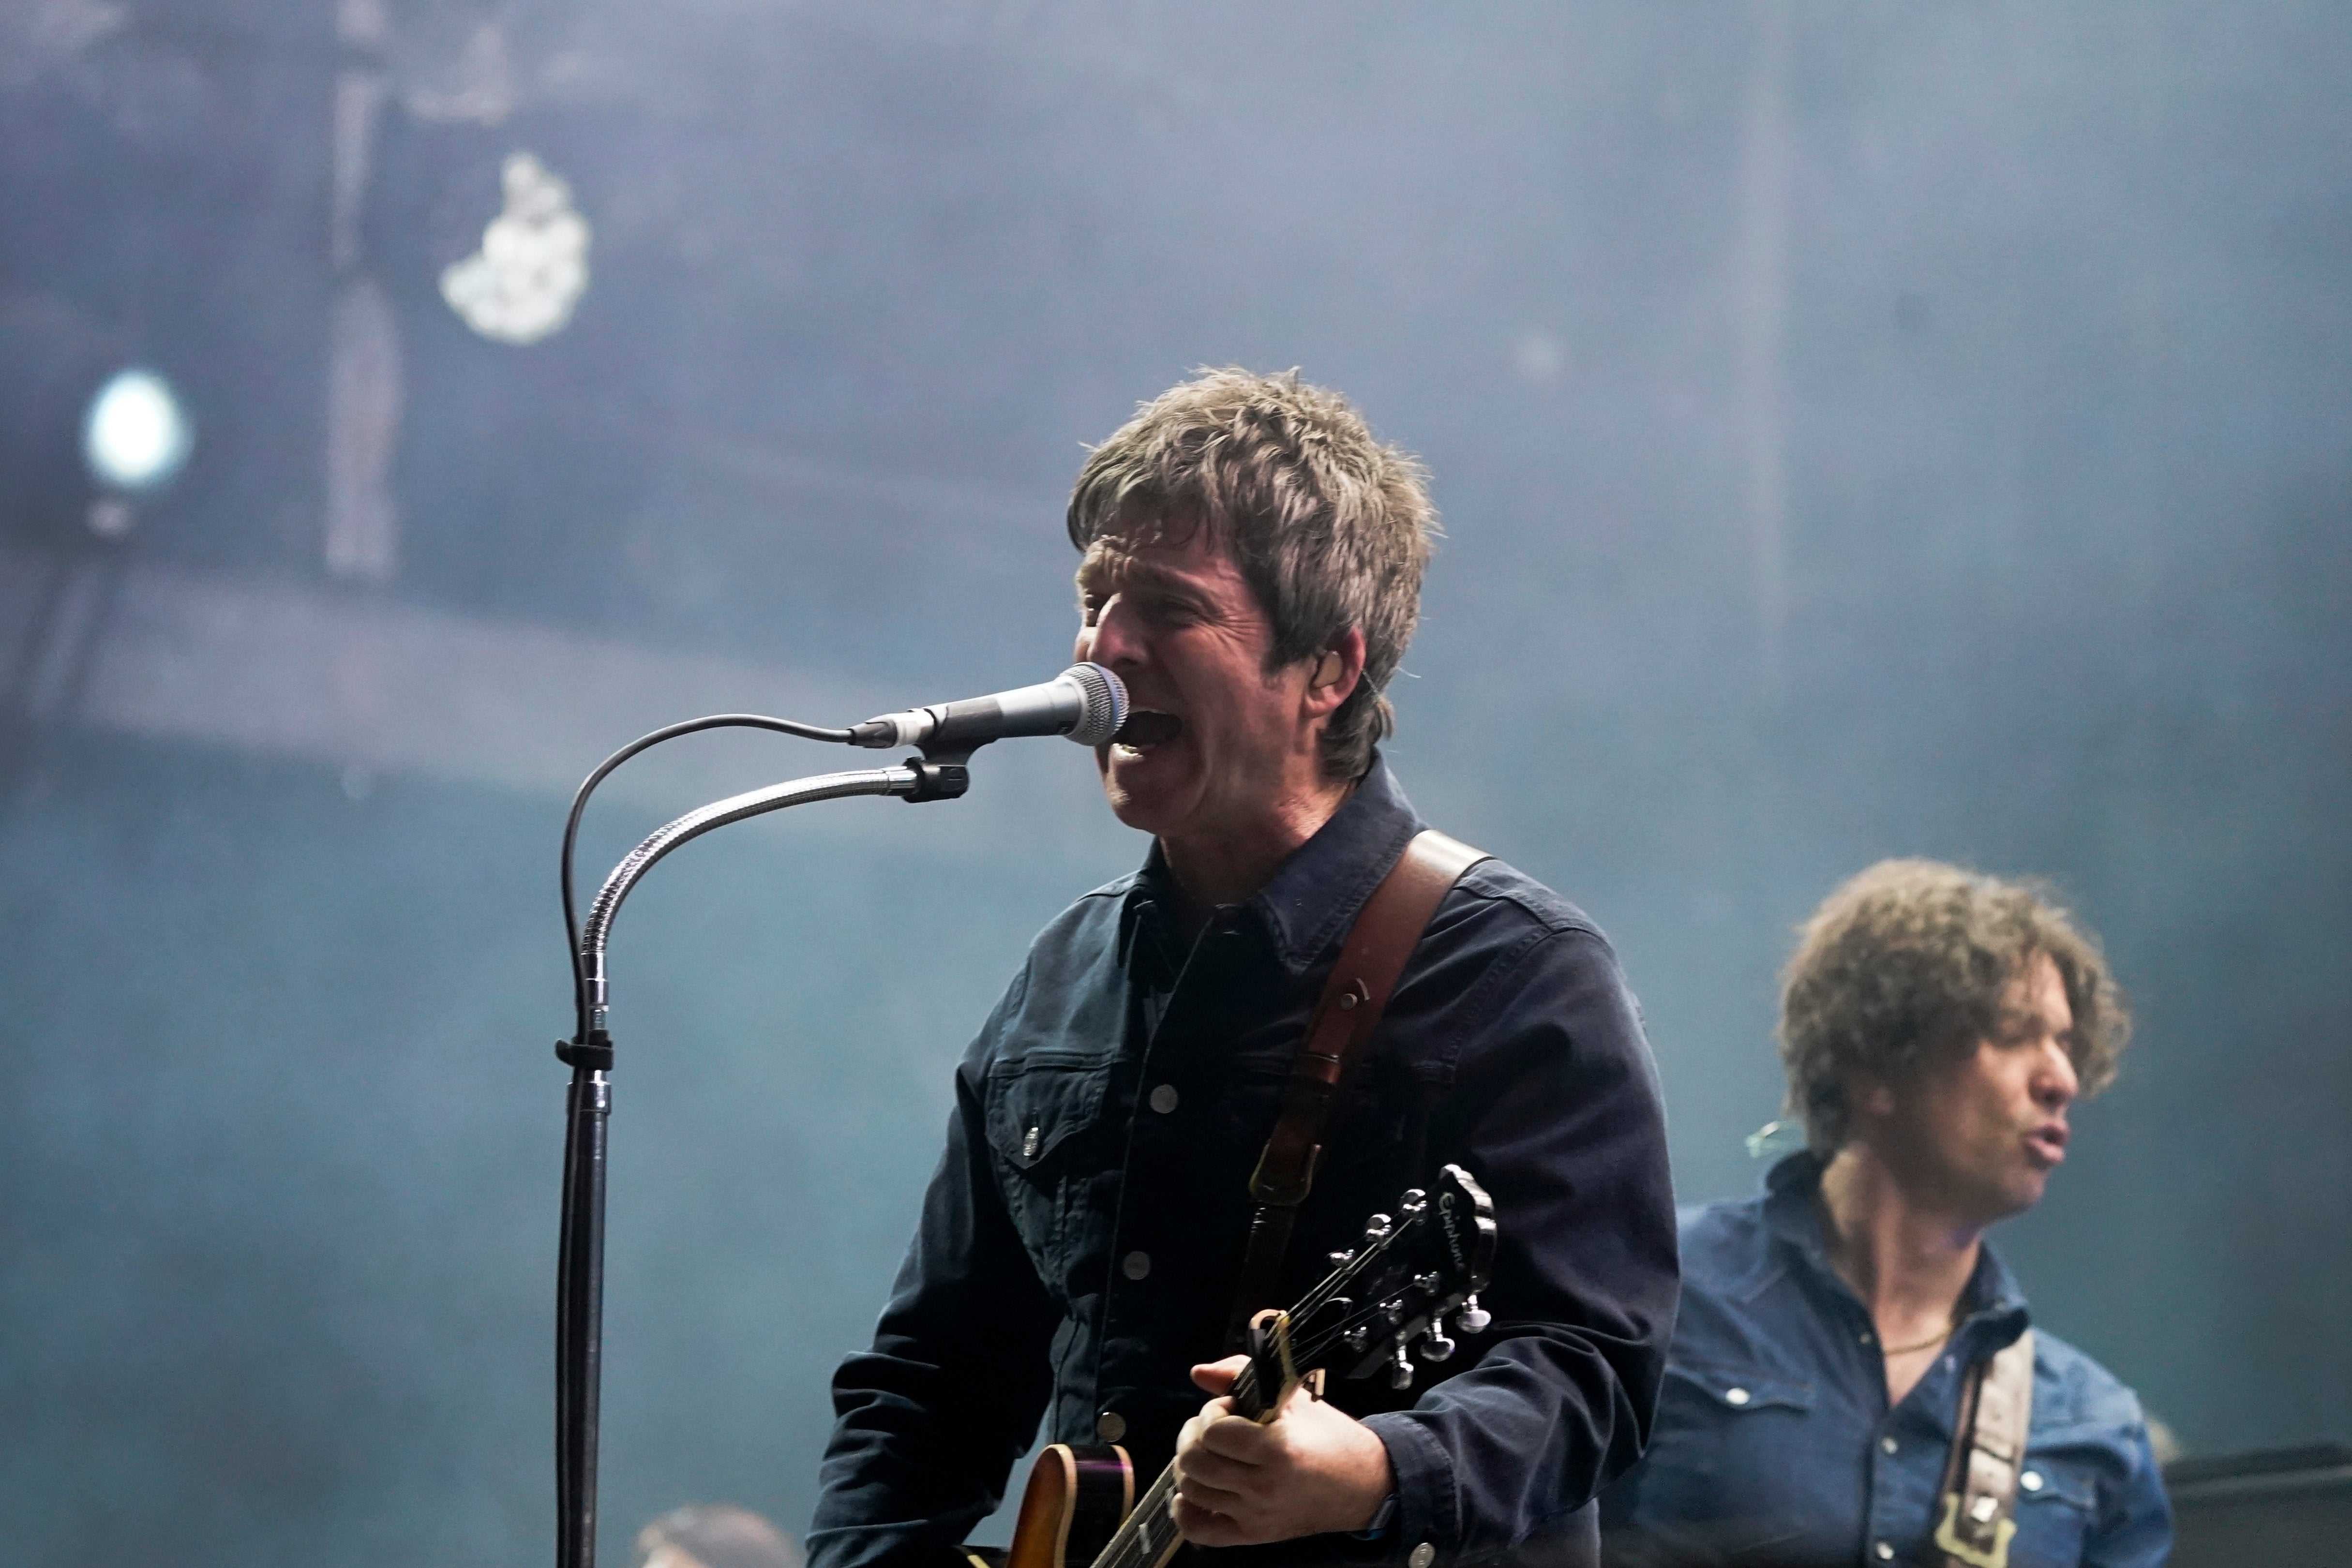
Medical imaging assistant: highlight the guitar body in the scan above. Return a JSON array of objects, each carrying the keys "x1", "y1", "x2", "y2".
[{"x1": 1005, "y1": 1444, "x2": 1136, "y2": 1568}]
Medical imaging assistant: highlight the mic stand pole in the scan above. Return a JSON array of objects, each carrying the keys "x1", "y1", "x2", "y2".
[{"x1": 553, "y1": 755, "x2": 970, "y2": 1568}]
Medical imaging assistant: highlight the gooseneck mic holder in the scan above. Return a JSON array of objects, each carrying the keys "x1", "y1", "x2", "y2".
[
  {"x1": 555, "y1": 765, "x2": 924, "y2": 1568},
  {"x1": 550, "y1": 666, "x2": 1125, "y2": 1568}
]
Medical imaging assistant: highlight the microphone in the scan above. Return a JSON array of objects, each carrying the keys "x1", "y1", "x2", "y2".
[{"x1": 848, "y1": 663, "x2": 1128, "y2": 752}]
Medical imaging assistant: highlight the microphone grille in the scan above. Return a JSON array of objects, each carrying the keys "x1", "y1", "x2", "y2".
[{"x1": 1063, "y1": 663, "x2": 1127, "y2": 747}]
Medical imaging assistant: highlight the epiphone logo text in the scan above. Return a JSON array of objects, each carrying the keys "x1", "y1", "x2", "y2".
[{"x1": 1438, "y1": 1188, "x2": 1468, "y2": 1272}]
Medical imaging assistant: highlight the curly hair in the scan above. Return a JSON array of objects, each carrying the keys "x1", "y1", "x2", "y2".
[
  {"x1": 1065, "y1": 368, "x2": 1440, "y2": 782},
  {"x1": 1778, "y1": 859, "x2": 2131, "y2": 1155}
]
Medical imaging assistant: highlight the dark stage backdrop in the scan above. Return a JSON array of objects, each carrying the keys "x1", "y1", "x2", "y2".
[{"x1": 1, "y1": 4, "x2": 2346, "y2": 1565}]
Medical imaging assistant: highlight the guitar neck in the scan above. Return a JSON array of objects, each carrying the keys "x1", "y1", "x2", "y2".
[
  {"x1": 1094, "y1": 1466, "x2": 1186, "y2": 1568},
  {"x1": 1089, "y1": 1365, "x2": 1276, "y2": 1568}
]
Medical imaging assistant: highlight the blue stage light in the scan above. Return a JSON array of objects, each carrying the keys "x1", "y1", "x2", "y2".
[{"x1": 82, "y1": 368, "x2": 193, "y2": 493}]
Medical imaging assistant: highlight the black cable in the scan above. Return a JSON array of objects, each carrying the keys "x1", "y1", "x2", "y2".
[{"x1": 562, "y1": 715, "x2": 854, "y2": 1042}]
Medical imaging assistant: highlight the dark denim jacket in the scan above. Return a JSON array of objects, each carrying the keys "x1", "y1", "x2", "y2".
[
  {"x1": 809, "y1": 761, "x2": 1678, "y2": 1568},
  {"x1": 1600, "y1": 1154, "x2": 2171, "y2": 1568}
]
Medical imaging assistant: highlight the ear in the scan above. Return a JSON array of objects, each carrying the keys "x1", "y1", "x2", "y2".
[
  {"x1": 1302, "y1": 627, "x2": 1367, "y2": 718},
  {"x1": 1850, "y1": 1073, "x2": 1899, "y2": 1122}
]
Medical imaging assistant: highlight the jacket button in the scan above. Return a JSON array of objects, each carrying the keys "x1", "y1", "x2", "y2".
[
  {"x1": 1123, "y1": 1251, "x2": 1152, "y2": 1280},
  {"x1": 1408, "y1": 1544, "x2": 1435, "y2": 1568},
  {"x1": 1724, "y1": 1387, "x2": 1751, "y2": 1406},
  {"x1": 2021, "y1": 1470, "x2": 2044, "y2": 1492},
  {"x1": 1875, "y1": 1544, "x2": 1894, "y2": 1561},
  {"x1": 1149, "y1": 1084, "x2": 1179, "y2": 1114},
  {"x1": 1097, "y1": 1410, "x2": 1126, "y2": 1443}
]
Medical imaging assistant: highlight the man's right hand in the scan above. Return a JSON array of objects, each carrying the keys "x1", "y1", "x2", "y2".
[{"x1": 1169, "y1": 1356, "x2": 1395, "y2": 1547}]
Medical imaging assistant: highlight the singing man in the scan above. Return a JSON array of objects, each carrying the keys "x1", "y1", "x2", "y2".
[
  {"x1": 1600, "y1": 860, "x2": 2171, "y2": 1568},
  {"x1": 807, "y1": 369, "x2": 1678, "y2": 1568}
]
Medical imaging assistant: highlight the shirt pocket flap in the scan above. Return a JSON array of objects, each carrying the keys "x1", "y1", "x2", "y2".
[
  {"x1": 1668, "y1": 1362, "x2": 1815, "y2": 1414},
  {"x1": 985, "y1": 1055, "x2": 1110, "y2": 1170},
  {"x1": 2015, "y1": 1441, "x2": 2103, "y2": 1511}
]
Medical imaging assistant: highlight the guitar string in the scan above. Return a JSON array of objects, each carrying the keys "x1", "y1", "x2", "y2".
[
  {"x1": 1090, "y1": 1210, "x2": 1465, "y2": 1568},
  {"x1": 1101, "y1": 1301, "x2": 1381, "y2": 1568},
  {"x1": 1095, "y1": 1237, "x2": 1407, "y2": 1568},
  {"x1": 1099, "y1": 1293, "x2": 1444, "y2": 1568}
]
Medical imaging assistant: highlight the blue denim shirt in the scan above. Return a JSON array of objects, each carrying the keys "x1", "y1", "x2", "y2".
[
  {"x1": 809, "y1": 760, "x2": 1679, "y2": 1568},
  {"x1": 1599, "y1": 1154, "x2": 2170, "y2": 1568}
]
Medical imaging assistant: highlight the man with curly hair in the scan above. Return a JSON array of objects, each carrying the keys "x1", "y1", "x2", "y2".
[{"x1": 1602, "y1": 860, "x2": 2170, "y2": 1568}]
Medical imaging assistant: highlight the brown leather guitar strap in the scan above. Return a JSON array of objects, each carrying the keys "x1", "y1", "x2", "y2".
[
  {"x1": 1933, "y1": 1329, "x2": 2035, "y2": 1568},
  {"x1": 1222, "y1": 829, "x2": 1489, "y2": 1352}
]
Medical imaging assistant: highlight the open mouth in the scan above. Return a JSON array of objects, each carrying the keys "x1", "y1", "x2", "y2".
[
  {"x1": 1112, "y1": 710, "x2": 1184, "y2": 752},
  {"x1": 2025, "y1": 1126, "x2": 2069, "y2": 1166}
]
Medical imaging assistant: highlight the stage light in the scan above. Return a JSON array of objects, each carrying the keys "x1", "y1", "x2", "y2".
[{"x1": 82, "y1": 367, "x2": 193, "y2": 493}]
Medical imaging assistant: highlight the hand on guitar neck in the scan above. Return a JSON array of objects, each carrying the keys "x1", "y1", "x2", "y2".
[
  {"x1": 968, "y1": 1167, "x2": 1497, "y2": 1568},
  {"x1": 1169, "y1": 1352, "x2": 1395, "y2": 1546}
]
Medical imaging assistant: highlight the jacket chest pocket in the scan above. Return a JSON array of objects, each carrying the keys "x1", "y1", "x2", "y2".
[
  {"x1": 984, "y1": 1054, "x2": 1116, "y2": 1267},
  {"x1": 1631, "y1": 1363, "x2": 1821, "y2": 1541},
  {"x1": 1667, "y1": 1363, "x2": 1816, "y2": 1419}
]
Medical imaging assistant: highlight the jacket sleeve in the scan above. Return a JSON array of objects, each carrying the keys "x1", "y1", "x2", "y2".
[
  {"x1": 807, "y1": 979, "x2": 1059, "y2": 1568},
  {"x1": 1361, "y1": 923, "x2": 1680, "y2": 1568}
]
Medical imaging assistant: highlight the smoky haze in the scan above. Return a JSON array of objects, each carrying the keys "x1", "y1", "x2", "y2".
[{"x1": 0, "y1": 3, "x2": 2345, "y2": 1565}]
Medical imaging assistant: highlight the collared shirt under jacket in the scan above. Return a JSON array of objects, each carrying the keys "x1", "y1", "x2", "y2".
[
  {"x1": 809, "y1": 759, "x2": 1679, "y2": 1568},
  {"x1": 1599, "y1": 1152, "x2": 2172, "y2": 1568}
]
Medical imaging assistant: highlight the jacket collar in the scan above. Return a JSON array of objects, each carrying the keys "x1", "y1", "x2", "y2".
[
  {"x1": 1115, "y1": 755, "x2": 1425, "y2": 980},
  {"x1": 1760, "y1": 1151, "x2": 2032, "y2": 1335}
]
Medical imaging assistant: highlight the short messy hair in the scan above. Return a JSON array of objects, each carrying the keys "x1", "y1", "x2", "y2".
[
  {"x1": 1065, "y1": 367, "x2": 1439, "y2": 782},
  {"x1": 1778, "y1": 858, "x2": 2130, "y2": 1154},
  {"x1": 634, "y1": 1504, "x2": 800, "y2": 1568}
]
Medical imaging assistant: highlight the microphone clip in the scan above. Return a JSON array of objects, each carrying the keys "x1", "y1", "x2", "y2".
[{"x1": 903, "y1": 744, "x2": 974, "y2": 803}]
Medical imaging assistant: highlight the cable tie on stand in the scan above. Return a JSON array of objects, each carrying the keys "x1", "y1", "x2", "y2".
[{"x1": 555, "y1": 1031, "x2": 614, "y2": 1072}]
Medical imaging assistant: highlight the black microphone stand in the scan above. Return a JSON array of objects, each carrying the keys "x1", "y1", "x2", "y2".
[{"x1": 553, "y1": 748, "x2": 976, "y2": 1568}]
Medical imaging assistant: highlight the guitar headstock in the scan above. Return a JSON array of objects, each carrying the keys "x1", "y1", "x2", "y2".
[{"x1": 1275, "y1": 1163, "x2": 1498, "y2": 1395}]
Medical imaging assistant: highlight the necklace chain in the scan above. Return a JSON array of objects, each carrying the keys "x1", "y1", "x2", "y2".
[{"x1": 1881, "y1": 1324, "x2": 1954, "y2": 1356}]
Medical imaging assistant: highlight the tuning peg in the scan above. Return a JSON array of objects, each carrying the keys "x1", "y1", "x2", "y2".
[
  {"x1": 1363, "y1": 1213, "x2": 1393, "y2": 1241},
  {"x1": 1327, "y1": 1249, "x2": 1356, "y2": 1266},
  {"x1": 1455, "y1": 1294, "x2": 1491, "y2": 1334},
  {"x1": 1344, "y1": 1325, "x2": 1372, "y2": 1351},
  {"x1": 1390, "y1": 1344, "x2": 1415, "y2": 1390},
  {"x1": 1413, "y1": 1271, "x2": 1442, "y2": 1294},
  {"x1": 1399, "y1": 1188, "x2": 1428, "y2": 1215},
  {"x1": 1418, "y1": 1329, "x2": 1458, "y2": 1362}
]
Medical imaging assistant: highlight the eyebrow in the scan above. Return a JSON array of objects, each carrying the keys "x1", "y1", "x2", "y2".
[{"x1": 1076, "y1": 554, "x2": 1203, "y2": 602}]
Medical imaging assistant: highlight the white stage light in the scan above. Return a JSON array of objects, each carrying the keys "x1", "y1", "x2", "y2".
[{"x1": 83, "y1": 368, "x2": 193, "y2": 493}]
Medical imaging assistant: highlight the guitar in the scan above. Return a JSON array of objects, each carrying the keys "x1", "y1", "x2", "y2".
[{"x1": 967, "y1": 1163, "x2": 1498, "y2": 1568}]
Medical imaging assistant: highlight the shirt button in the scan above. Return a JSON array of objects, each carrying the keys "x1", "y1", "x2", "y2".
[
  {"x1": 2022, "y1": 1470, "x2": 2044, "y2": 1492},
  {"x1": 1097, "y1": 1410, "x2": 1126, "y2": 1443},
  {"x1": 1149, "y1": 1084, "x2": 1180, "y2": 1114},
  {"x1": 1881, "y1": 1436, "x2": 1898, "y2": 1455},
  {"x1": 1858, "y1": 1330, "x2": 1875, "y2": 1345},
  {"x1": 1723, "y1": 1387, "x2": 1751, "y2": 1406},
  {"x1": 1408, "y1": 1545, "x2": 1435, "y2": 1568},
  {"x1": 1123, "y1": 1251, "x2": 1152, "y2": 1280},
  {"x1": 1875, "y1": 1543, "x2": 1894, "y2": 1561}
]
